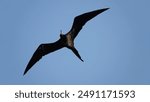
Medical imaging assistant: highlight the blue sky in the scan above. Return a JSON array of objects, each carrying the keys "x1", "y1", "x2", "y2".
[{"x1": 0, "y1": 0, "x2": 150, "y2": 84}]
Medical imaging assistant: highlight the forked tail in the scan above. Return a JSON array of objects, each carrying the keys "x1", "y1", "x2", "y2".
[{"x1": 70, "y1": 47, "x2": 84, "y2": 62}]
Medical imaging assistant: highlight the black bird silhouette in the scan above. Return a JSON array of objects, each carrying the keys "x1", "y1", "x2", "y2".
[{"x1": 24, "y1": 8, "x2": 109, "y2": 75}]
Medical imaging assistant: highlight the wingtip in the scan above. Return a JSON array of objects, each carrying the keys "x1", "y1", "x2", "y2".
[
  {"x1": 106, "y1": 8, "x2": 110, "y2": 10},
  {"x1": 96, "y1": 8, "x2": 109, "y2": 13},
  {"x1": 102, "y1": 8, "x2": 110, "y2": 11},
  {"x1": 23, "y1": 71, "x2": 27, "y2": 76},
  {"x1": 23, "y1": 68, "x2": 28, "y2": 76}
]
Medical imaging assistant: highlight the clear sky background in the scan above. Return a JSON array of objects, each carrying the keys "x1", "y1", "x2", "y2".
[{"x1": 0, "y1": 0, "x2": 150, "y2": 84}]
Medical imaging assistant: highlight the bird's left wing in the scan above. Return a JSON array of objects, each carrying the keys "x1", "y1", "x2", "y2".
[
  {"x1": 69, "y1": 8, "x2": 109, "y2": 39},
  {"x1": 24, "y1": 39, "x2": 64, "y2": 75}
]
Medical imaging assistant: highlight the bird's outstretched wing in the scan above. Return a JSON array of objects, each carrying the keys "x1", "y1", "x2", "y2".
[
  {"x1": 69, "y1": 8, "x2": 109, "y2": 39},
  {"x1": 24, "y1": 38, "x2": 64, "y2": 75}
]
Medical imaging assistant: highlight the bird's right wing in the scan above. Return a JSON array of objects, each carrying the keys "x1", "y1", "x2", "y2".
[
  {"x1": 69, "y1": 8, "x2": 109, "y2": 39},
  {"x1": 24, "y1": 38, "x2": 64, "y2": 75}
]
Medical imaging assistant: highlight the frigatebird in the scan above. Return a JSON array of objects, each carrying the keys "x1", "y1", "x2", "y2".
[{"x1": 24, "y1": 8, "x2": 109, "y2": 75}]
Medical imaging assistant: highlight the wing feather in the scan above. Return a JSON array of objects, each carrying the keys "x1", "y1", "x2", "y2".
[
  {"x1": 70, "y1": 8, "x2": 109, "y2": 39},
  {"x1": 23, "y1": 39, "x2": 64, "y2": 75}
]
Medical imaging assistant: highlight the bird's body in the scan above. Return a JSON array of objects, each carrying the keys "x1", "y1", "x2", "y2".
[
  {"x1": 24, "y1": 8, "x2": 109, "y2": 75},
  {"x1": 66, "y1": 33, "x2": 73, "y2": 47}
]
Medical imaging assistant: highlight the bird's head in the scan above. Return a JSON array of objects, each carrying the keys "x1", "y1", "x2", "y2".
[{"x1": 60, "y1": 30, "x2": 65, "y2": 38}]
